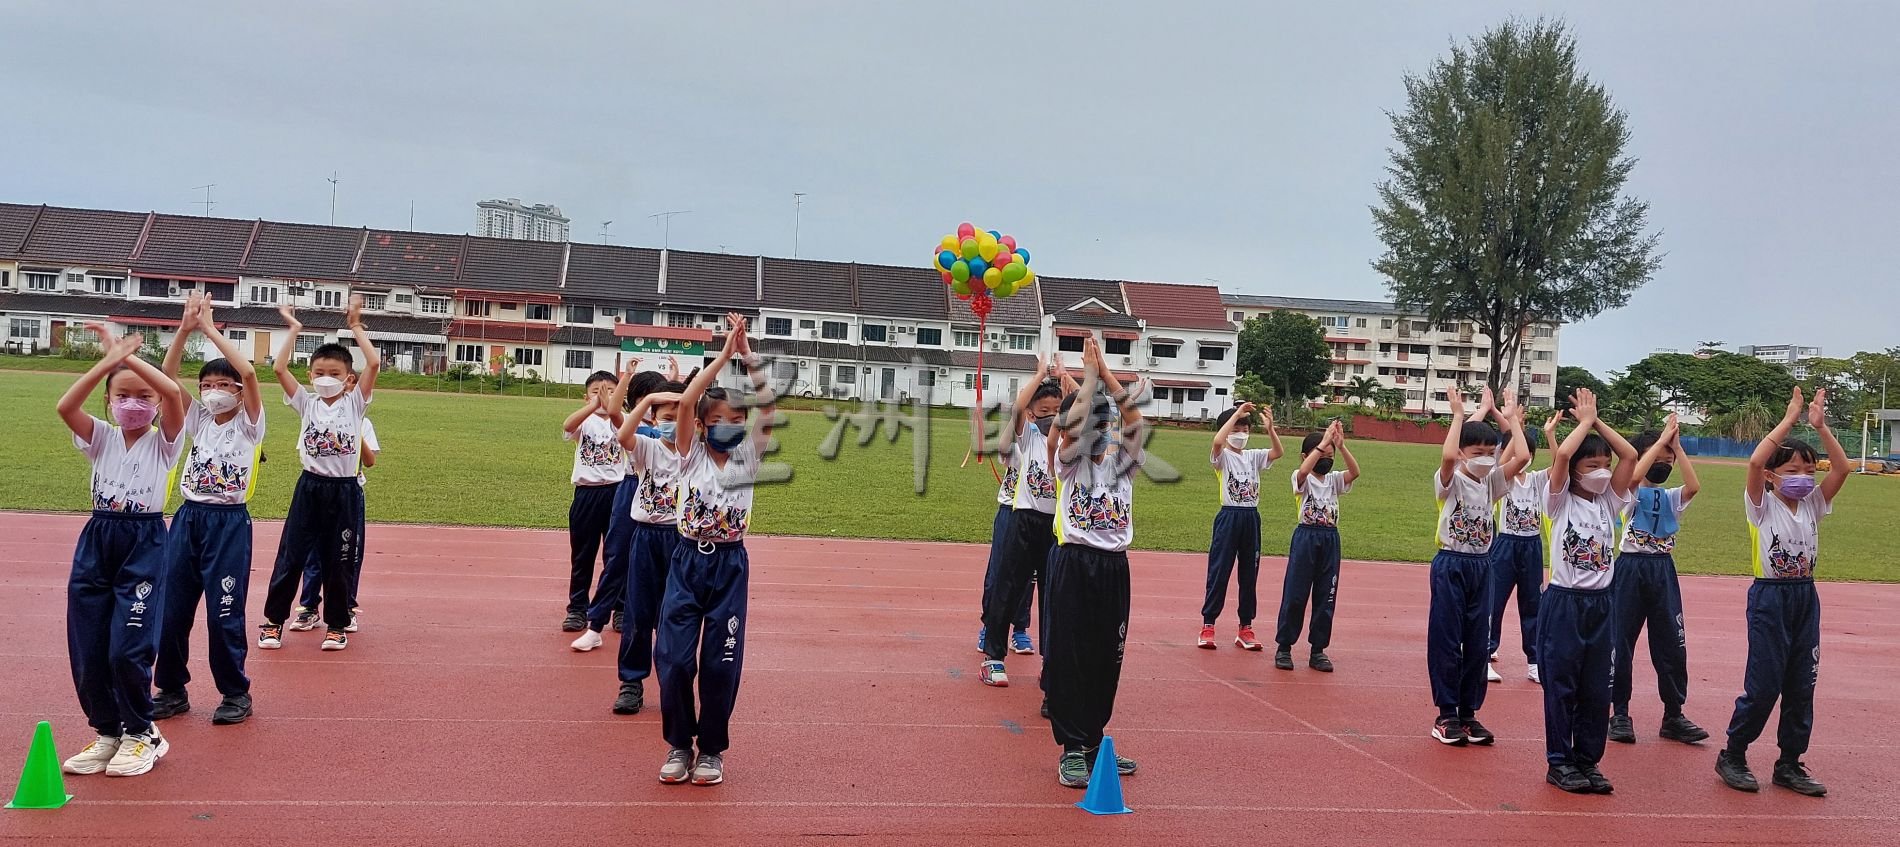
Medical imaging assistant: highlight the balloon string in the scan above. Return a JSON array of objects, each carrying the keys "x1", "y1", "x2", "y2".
[{"x1": 976, "y1": 312, "x2": 1001, "y2": 484}]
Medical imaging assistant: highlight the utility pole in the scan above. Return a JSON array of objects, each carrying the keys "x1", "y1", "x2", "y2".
[
  {"x1": 648, "y1": 211, "x2": 689, "y2": 249},
  {"x1": 792, "y1": 192, "x2": 807, "y2": 257},
  {"x1": 192, "y1": 184, "x2": 217, "y2": 216},
  {"x1": 327, "y1": 172, "x2": 340, "y2": 225},
  {"x1": 409, "y1": 201, "x2": 415, "y2": 231}
]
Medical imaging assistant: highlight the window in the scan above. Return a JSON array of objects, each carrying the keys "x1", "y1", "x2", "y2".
[
  {"x1": 1215, "y1": 387, "x2": 1227, "y2": 396},
  {"x1": 1356, "y1": 318, "x2": 1368, "y2": 328},
  {"x1": 861, "y1": 324, "x2": 888, "y2": 342},
  {"x1": 1057, "y1": 335, "x2": 1085, "y2": 352},
  {"x1": 247, "y1": 285, "x2": 276, "y2": 303},
  {"x1": 818, "y1": 364, "x2": 832, "y2": 392},
  {"x1": 363, "y1": 294, "x2": 387, "y2": 312},
  {"x1": 225, "y1": 329, "x2": 248, "y2": 342},
  {"x1": 1152, "y1": 343, "x2": 1179, "y2": 358},
  {"x1": 1531, "y1": 373, "x2": 1552, "y2": 384},
  {"x1": 453, "y1": 344, "x2": 484, "y2": 363},
  {"x1": 667, "y1": 312, "x2": 695, "y2": 328},
  {"x1": 954, "y1": 331, "x2": 980, "y2": 347},
  {"x1": 1099, "y1": 337, "x2": 1128, "y2": 355},
  {"x1": 798, "y1": 319, "x2": 815, "y2": 329},
  {"x1": 919, "y1": 369, "x2": 936, "y2": 386},
  {"x1": 1231, "y1": 311, "x2": 1244, "y2": 321},
  {"x1": 821, "y1": 321, "x2": 848, "y2": 340},
  {"x1": 917, "y1": 328, "x2": 942, "y2": 346},
  {"x1": 420, "y1": 297, "x2": 450, "y2": 315},
  {"x1": 765, "y1": 318, "x2": 792, "y2": 336},
  {"x1": 629, "y1": 309, "x2": 653, "y2": 324},
  {"x1": 204, "y1": 282, "x2": 235, "y2": 302},
  {"x1": 772, "y1": 360, "x2": 798, "y2": 383},
  {"x1": 1405, "y1": 390, "x2": 1424, "y2": 401},
  {"x1": 9, "y1": 318, "x2": 41, "y2": 339},
  {"x1": 314, "y1": 290, "x2": 343, "y2": 308},
  {"x1": 1198, "y1": 345, "x2": 1226, "y2": 361},
  {"x1": 91, "y1": 276, "x2": 125, "y2": 295},
  {"x1": 513, "y1": 348, "x2": 544, "y2": 367},
  {"x1": 1436, "y1": 322, "x2": 1456, "y2": 333},
  {"x1": 137, "y1": 278, "x2": 168, "y2": 297},
  {"x1": 1001, "y1": 334, "x2": 1031, "y2": 351},
  {"x1": 565, "y1": 350, "x2": 593, "y2": 370},
  {"x1": 836, "y1": 365, "x2": 856, "y2": 386},
  {"x1": 501, "y1": 302, "x2": 520, "y2": 311},
  {"x1": 1474, "y1": 348, "x2": 1488, "y2": 358},
  {"x1": 566, "y1": 305, "x2": 595, "y2": 324},
  {"x1": 1353, "y1": 364, "x2": 1366, "y2": 374},
  {"x1": 296, "y1": 334, "x2": 323, "y2": 354},
  {"x1": 1528, "y1": 395, "x2": 1552, "y2": 408},
  {"x1": 1534, "y1": 325, "x2": 1555, "y2": 338},
  {"x1": 0, "y1": 270, "x2": 9, "y2": 288},
  {"x1": 1411, "y1": 321, "x2": 1430, "y2": 332},
  {"x1": 394, "y1": 293, "x2": 414, "y2": 305},
  {"x1": 66, "y1": 272, "x2": 84, "y2": 286},
  {"x1": 600, "y1": 307, "x2": 618, "y2": 318},
  {"x1": 1533, "y1": 350, "x2": 1553, "y2": 362},
  {"x1": 1318, "y1": 315, "x2": 1346, "y2": 328},
  {"x1": 1187, "y1": 389, "x2": 1207, "y2": 402},
  {"x1": 963, "y1": 373, "x2": 991, "y2": 390},
  {"x1": 525, "y1": 303, "x2": 552, "y2": 321},
  {"x1": 1382, "y1": 318, "x2": 1394, "y2": 329}
]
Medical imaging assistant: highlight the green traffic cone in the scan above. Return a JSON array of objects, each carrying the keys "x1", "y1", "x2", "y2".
[{"x1": 6, "y1": 721, "x2": 73, "y2": 810}]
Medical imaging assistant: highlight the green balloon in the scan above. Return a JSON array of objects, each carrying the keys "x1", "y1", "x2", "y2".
[
  {"x1": 1003, "y1": 262, "x2": 1026, "y2": 283},
  {"x1": 951, "y1": 279, "x2": 972, "y2": 296},
  {"x1": 960, "y1": 237, "x2": 980, "y2": 260},
  {"x1": 950, "y1": 260, "x2": 970, "y2": 282},
  {"x1": 993, "y1": 279, "x2": 1017, "y2": 298}
]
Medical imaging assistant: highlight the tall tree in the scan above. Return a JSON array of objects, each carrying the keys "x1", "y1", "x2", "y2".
[
  {"x1": 1237, "y1": 311, "x2": 1332, "y2": 407},
  {"x1": 1372, "y1": 18, "x2": 1662, "y2": 395},
  {"x1": 1555, "y1": 365, "x2": 1606, "y2": 409},
  {"x1": 1625, "y1": 351, "x2": 1796, "y2": 417},
  {"x1": 1344, "y1": 375, "x2": 1384, "y2": 406}
]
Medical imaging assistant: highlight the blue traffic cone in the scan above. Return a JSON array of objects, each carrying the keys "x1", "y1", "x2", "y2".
[{"x1": 1075, "y1": 735, "x2": 1131, "y2": 815}]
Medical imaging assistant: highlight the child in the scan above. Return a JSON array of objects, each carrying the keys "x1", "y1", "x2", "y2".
[
  {"x1": 1275, "y1": 417, "x2": 1359, "y2": 670},
  {"x1": 1044, "y1": 337, "x2": 1144, "y2": 789},
  {"x1": 1540, "y1": 388, "x2": 1637, "y2": 794},
  {"x1": 1487, "y1": 411, "x2": 1560, "y2": 684},
  {"x1": 1609, "y1": 413, "x2": 1708, "y2": 745},
  {"x1": 656, "y1": 313, "x2": 771, "y2": 786},
  {"x1": 153, "y1": 294, "x2": 264, "y2": 726},
  {"x1": 1715, "y1": 387, "x2": 1847, "y2": 798},
  {"x1": 1426, "y1": 387, "x2": 1527, "y2": 747},
  {"x1": 976, "y1": 433, "x2": 1034, "y2": 655},
  {"x1": 293, "y1": 368, "x2": 377, "y2": 634},
  {"x1": 979, "y1": 356, "x2": 1069, "y2": 691},
  {"x1": 1199, "y1": 401, "x2": 1283, "y2": 651},
  {"x1": 562, "y1": 369, "x2": 627, "y2": 638},
  {"x1": 575, "y1": 363, "x2": 669, "y2": 648},
  {"x1": 608, "y1": 382, "x2": 687, "y2": 714},
  {"x1": 55, "y1": 327, "x2": 187, "y2": 777},
  {"x1": 258, "y1": 299, "x2": 379, "y2": 652}
]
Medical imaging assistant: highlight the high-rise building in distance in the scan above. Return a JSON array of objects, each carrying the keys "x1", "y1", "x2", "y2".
[{"x1": 476, "y1": 198, "x2": 570, "y2": 242}]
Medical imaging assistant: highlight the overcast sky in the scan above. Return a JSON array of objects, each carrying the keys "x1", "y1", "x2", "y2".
[{"x1": 2, "y1": 1, "x2": 1894, "y2": 375}]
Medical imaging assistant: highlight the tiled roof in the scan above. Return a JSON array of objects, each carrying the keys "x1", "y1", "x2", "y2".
[
  {"x1": 949, "y1": 285, "x2": 1041, "y2": 330},
  {"x1": 661, "y1": 250, "x2": 757, "y2": 309},
  {"x1": 0, "y1": 292, "x2": 120, "y2": 317},
  {"x1": 461, "y1": 237, "x2": 564, "y2": 295},
  {"x1": 0, "y1": 292, "x2": 447, "y2": 336},
  {"x1": 245, "y1": 222, "x2": 363, "y2": 281},
  {"x1": 0, "y1": 203, "x2": 41, "y2": 254},
  {"x1": 356, "y1": 230, "x2": 464, "y2": 289},
  {"x1": 1222, "y1": 292, "x2": 1402, "y2": 316},
  {"x1": 762, "y1": 257, "x2": 850, "y2": 313},
  {"x1": 949, "y1": 350, "x2": 1039, "y2": 370},
  {"x1": 855, "y1": 263, "x2": 949, "y2": 322},
  {"x1": 17, "y1": 207, "x2": 146, "y2": 266},
  {"x1": 1121, "y1": 280, "x2": 1232, "y2": 331},
  {"x1": 564, "y1": 243, "x2": 660, "y2": 304},
  {"x1": 131, "y1": 214, "x2": 253, "y2": 278},
  {"x1": 446, "y1": 319, "x2": 554, "y2": 343}
]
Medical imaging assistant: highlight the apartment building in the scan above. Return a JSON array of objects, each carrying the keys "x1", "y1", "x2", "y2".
[{"x1": 1739, "y1": 343, "x2": 1824, "y2": 380}]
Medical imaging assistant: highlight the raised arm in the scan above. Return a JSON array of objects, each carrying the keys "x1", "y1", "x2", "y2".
[
  {"x1": 162, "y1": 292, "x2": 202, "y2": 391},
  {"x1": 1293, "y1": 417, "x2": 1331, "y2": 488},
  {"x1": 675, "y1": 315, "x2": 742, "y2": 454},
  {"x1": 1336, "y1": 422, "x2": 1362, "y2": 485},
  {"x1": 606, "y1": 357, "x2": 641, "y2": 416},
  {"x1": 1212, "y1": 401, "x2": 1252, "y2": 459},
  {"x1": 197, "y1": 301, "x2": 263, "y2": 421},
  {"x1": 1550, "y1": 389, "x2": 1599, "y2": 495},
  {"x1": 1012, "y1": 355, "x2": 1050, "y2": 437},
  {"x1": 1262, "y1": 407, "x2": 1284, "y2": 463},
  {"x1": 56, "y1": 332, "x2": 140, "y2": 439},
  {"x1": 1809, "y1": 389, "x2": 1850, "y2": 502},
  {"x1": 1492, "y1": 390, "x2": 1530, "y2": 479},
  {"x1": 345, "y1": 295, "x2": 380, "y2": 401},
  {"x1": 1746, "y1": 387, "x2": 1804, "y2": 506},
  {"x1": 731, "y1": 316, "x2": 774, "y2": 452},
  {"x1": 1086, "y1": 337, "x2": 1142, "y2": 431},
  {"x1": 273, "y1": 306, "x2": 303, "y2": 396},
  {"x1": 618, "y1": 391, "x2": 682, "y2": 453},
  {"x1": 120, "y1": 342, "x2": 187, "y2": 440},
  {"x1": 1593, "y1": 412, "x2": 1640, "y2": 498},
  {"x1": 1671, "y1": 422, "x2": 1700, "y2": 502},
  {"x1": 562, "y1": 393, "x2": 603, "y2": 436},
  {"x1": 1053, "y1": 355, "x2": 1080, "y2": 394},
  {"x1": 1628, "y1": 413, "x2": 1681, "y2": 496},
  {"x1": 1438, "y1": 389, "x2": 1468, "y2": 487},
  {"x1": 1541, "y1": 411, "x2": 1562, "y2": 470}
]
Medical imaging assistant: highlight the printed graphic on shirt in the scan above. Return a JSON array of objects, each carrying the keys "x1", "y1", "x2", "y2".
[
  {"x1": 1065, "y1": 486, "x2": 1131, "y2": 532},
  {"x1": 1623, "y1": 527, "x2": 1677, "y2": 555},
  {"x1": 181, "y1": 442, "x2": 252, "y2": 498},
  {"x1": 1763, "y1": 533, "x2": 1815, "y2": 579},
  {"x1": 1021, "y1": 460, "x2": 1056, "y2": 501},
  {"x1": 1300, "y1": 496, "x2": 1338, "y2": 527},
  {"x1": 1444, "y1": 500, "x2": 1494, "y2": 549},
  {"x1": 637, "y1": 474, "x2": 679, "y2": 521},
  {"x1": 679, "y1": 487, "x2": 749, "y2": 542},
  {"x1": 1225, "y1": 473, "x2": 1260, "y2": 505},
  {"x1": 92, "y1": 485, "x2": 146, "y2": 514},
  {"x1": 998, "y1": 464, "x2": 1019, "y2": 501},
  {"x1": 577, "y1": 432, "x2": 625, "y2": 468},
  {"x1": 1561, "y1": 523, "x2": 1614, "y2": 573},
  {"x1": 1502, "y1": 498, "x2": 1540, "y2": 535},
  {"x1": 302, "y1": 422, "x2": 357, "y2": 458}
]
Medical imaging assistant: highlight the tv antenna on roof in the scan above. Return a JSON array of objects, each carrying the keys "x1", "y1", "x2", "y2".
[
  {"x1": 193, "y1": 184, "x2": 217, "y2": 216},
  {"x1": 600, "y1": 220, "x2": 614, "y2": 244},
  {"x1": 792, "y1": 192, "x2": 807, "y2": 257},
  {"x1": 648, "y1": 210, "x2": 690, "y2": 249},
  {"x1": 327, "y1": 172, "x2": 341, "y2": 225}
]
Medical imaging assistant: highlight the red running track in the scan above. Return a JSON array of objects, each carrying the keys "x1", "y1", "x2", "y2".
[{"x1": 1, "y1": 511, "x2": 1897, "y2": 845}]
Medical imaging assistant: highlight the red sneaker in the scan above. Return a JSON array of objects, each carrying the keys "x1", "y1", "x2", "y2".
[
  {"x1": 1235, "y1": 626, "x2": 1263, "y2": 651},
  {"x1": 1197, "y1": 625, "x2": 1218, "y2": 649}
]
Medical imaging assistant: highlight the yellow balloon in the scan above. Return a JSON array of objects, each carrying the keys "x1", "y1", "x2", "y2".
[
  {"x1": 977, "y1": 230, "x2": 998, "y2": 249},
  {"x1": 983, "y1": 267, "x2": 1003, "y2": 288},
  {"x1": 978, "y1": 241, "x2": 1000, "y2": 262},
  {"x1": 939, "y1": 234, "x2": 959, "y2": 252},
  {"x1": 1019, "y1": 269, "x2": 1036, "y2": 288}
]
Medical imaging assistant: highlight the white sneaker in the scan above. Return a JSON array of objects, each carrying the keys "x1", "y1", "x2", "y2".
[
  {"x1": 659, "y1": 748, "x2": 694, "y2": 784},
  {"x1": 105, "y1": 729, "x2": 168, "y2": 777},
  {"x1": 62, "y1": 735, "x2": 121, "y2": 775},
  {"x1": 321, "y1": 630, "x2": 348, "y2": 651},
  {"x1": 344, "y1": 614, "x2": 360, "y2": 633},
  {"x1": 691, "y1": 752, "x2": 725, "y2": 785},
  {"x1": 288, "y1": 607, "x2": 320, "y2": 631},
  {"x1": 1527, "y1": 663, "x2": 1541, "y2": 684},
  {"x1": 1486, "y1": 664, "x2": 1503, "y2": 683},
  {"x1": 571, "y1": 629, "x2": 604, "y2": 652},
  {"x1": 1489, "y1": 651, "x2": 1498, "y2": 662}
]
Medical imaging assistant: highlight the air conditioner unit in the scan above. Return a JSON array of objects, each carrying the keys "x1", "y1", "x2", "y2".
[
  {"x1": 897, "y1": 326, "x2": 913, "y2": 334},
  {"x1": 805, "y1": 329, "x2": 818, "y2": 339},
  {"x1": 1146, "y1": 357, "x2": 1158, "y2": 366},
  {"x1": 988, "y1": 341, "x2": 1002, "y2": 351},
  {"x1": 936, "y1": 366, "x2": 949, "y2": 376},
  {"x1": 986, "y1": 331, "x2": 1001, "y2": 341},
  {"x1": 1120, "y1": 356, "x2": 1132, "y2": 366},
  {"x1": 1195, "y1": 359, "x2": 1208, "y2": 369},
  {"x1": 167, "y1": 283, "x2": 181, "y2": 296}
]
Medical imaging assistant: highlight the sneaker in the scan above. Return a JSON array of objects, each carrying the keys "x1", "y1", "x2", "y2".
[
  {"x1": 343, "y1": 613, "x2": 360, "y2": 633},
  {"x1": 570, "y1": 629, "x2": 604, "y2": 652},
  {"x1": 980, "y1": 660, "x2": 1009, "y2": 687},
  {"x1": 690, "y1": 752, "x2": 725, "y2": 785},
  {"x1": 613, "y1": 683, "x2": 644, "y2": 715},
  {"x1": 1010, "y1": 630, "x2": 1035, "y2": 655},
  {"x1": 1235, "y1": 626, "x2": 1263, "y2": 651},
  {"x1": 659, "y1": 748, "x2": 694, "y2": 784},
  {"x1": 289, "y1": 608, "x2": 320, "y2": 631},
  {"x1": 212, "y1": 693, "x2": 252, "y2": 725},
  {"x1": 1486, "y1": 664, "x2": 1502, "y2": 683},
  {"x1": 1309, "y1": 650, "x2": 1334, "y2": 673},
  {"x1": 1546, "y1": 763, "x2": 1592, "y2": 793},
  {"x1": 1197, "y1": 624, "x2": 1217, "y2": 649},
  {"x1": 1083, "y1": 746, "x2": 1137, "y2": 776},
  {"x1": 1659, "y1": 714, "x2": 1710, "y2": 744},
  {"x1": 1039, "y1": 696, "x2": 1050, "y2": 719},
  {"x1": 1716, "y1": 749, "x2": 1760, "y2": 792},
  {"x1": 1274, "y1": 648, "x2": 1294, "y2": 671},
  {"x1": 1608, "y1": 714, "x2": 1636, "y2": 744},
  {"x1": 1463, "y1": 719, "x2": 1496, "y2": 745},
  {"x1": 611, "y1": 609, "x2": 625, "y2": 633},
  {"x1": 1057, "y1": 750, "x2": 1091, "y2": 788},
  {"x1": 561, "y1": 612, "x2": 586, "y2": 632},
  {"x1": 321, "y1": 630, "x2": 348, "y2": 651},
  {"x1": 1772, "y1": 760, "x2": 1827, "y2": 797},
  {"x1": 1432, "y1": 716, "x2": 1469, "y2": 746},
  {"x1": 257, "y1": 624, "x2": 283, "y2": 650},
  {"x1": 976, "y1": 626, "x2": 988, "y2": 654},
  {"x1": 152, "y1": 689, "x2": 190, "y2": 720},
  {"x1": 1527, "y1": 663, "x2": 1541, "y2": 684},
  {"x1": 61, "y1": 735, "x2": 121, "y2": 775},
  {"x1": 1489, "y1": 651, "x2": 1498, "y2": 662},
  {"x1": 1581, "y1": 764, "x2": 1614, "y2": 794},
  {"x1": 105, "y1": 729, "x2": 168, "y2": 777}
]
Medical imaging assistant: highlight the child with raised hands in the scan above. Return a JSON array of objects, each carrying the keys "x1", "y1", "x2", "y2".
[
  {"x1": 1609, "y1": 412, "x2": 1707, "y2": 746},
  {"x1": 1198, "y1": 401, "x2": 1282, "y2": 651},
  {"x1": 1275, "y1": 417, "x2": 1358, "y2": 671}
]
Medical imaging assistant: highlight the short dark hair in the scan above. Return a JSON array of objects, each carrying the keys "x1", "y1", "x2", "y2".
[
  {"x1": 1568, "y1": 432, "x2": 1613, "y2": 476},
  {"x1": 1631, "y1": 430, "x2": 1663, "y2": 456},
  {"x1": 310, "y1": 343, "x2": 353, "y2": 369},
  {"x1": 1214, "y1": 405, "x2": 1250, "y2": 431},
  {"x1": 625, "y1": 370, "x2": 669, "y2": 410},
  {"x1": 1030, "y1": 380, "x2": 1063, "y2": 405},
  {"x1": 1502, "y1": 427, "x2": 1537, "y2": 459},
  {"x1": 1301, "y1": 431, "x2": 1326, "y2": 454},
  {"x1": 1459, "y1": 421, "x2": 1501, "y2": 448},
  {"x1": 697, "y1": 386, "x2": 731, "y2": 419},
  {"x1": 584, "y1": 370, "x2": 618, "y2": 390},
  {"x1": 1767, "y1": 439, "x2": 1818, "y2": 471},
  {"x1": 199, "y1": 358, "x2": 242, "y2": 383}
]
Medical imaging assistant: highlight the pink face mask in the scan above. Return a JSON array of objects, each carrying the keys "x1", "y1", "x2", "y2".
[{"x1": 111, "y1": 397, "x2": 159, "y2": 430}]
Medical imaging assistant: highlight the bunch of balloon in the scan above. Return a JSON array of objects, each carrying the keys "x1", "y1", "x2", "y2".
[{"x1": 934, "y1": 222, "x2": 1036, "y2": 475}]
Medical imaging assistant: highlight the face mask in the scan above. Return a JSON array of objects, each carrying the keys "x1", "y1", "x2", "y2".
[
  {"x1": 705, "y1": 423, "x2": 747, "y2": 452},
  {"x1": 311, "y1": 376, "x2": 346, "y2": 399},
  {"x1": 654, "y1": 421, "x2": 677, "y2": 441},
  {"x1": 1227, "y1": 433, "x2": 1249, "y2": 450},
  {"x1": 1776, "y1": 474, "x2": 1816, "y2": 500},
  {"x1": 1312, "y1": 457, "x2": 1335, "y2": 476},
  {"x1": 1646, "y1": 463, "x2": 1674, "y2": 485},
  {"x1": 1087, "y1": 431, "x2": 1111, "y2": 458},
  {"x1": 1575, "y1": 468, "x2": 1612, "y2": 494},
  {"x1": 1033, "y1": 415, "x2": 1055, "y2": 436},
  {"x1": 201, "y1": 389, "x2": 240, "y2": 416},
  {"x1": 111, "y1": 397, "x2": 159, "y2": 430},
  {"x1": 636, "y1": 424, "x2": 661, "y2": 439},
  {"x1": 1464, "y1": 455, "x2": 1497, "y2": 478}
]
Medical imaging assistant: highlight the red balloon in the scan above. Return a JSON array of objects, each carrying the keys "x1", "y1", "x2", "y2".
[
  {"x1": 955, "y1": 292, "x2": 972, "y2": 300},
  {"x1": 940, "y1": 270, "x2": 954, "y2": 285},
  {"x1": 993, "y1": 251, "x2": 1013, "y2": 267},
  {"x1": 1000, "y1": 235, "x2": 1016, "y2": 251},
  {"x1": 957, "y1": 222, "x2": 975, "y2": 238}
]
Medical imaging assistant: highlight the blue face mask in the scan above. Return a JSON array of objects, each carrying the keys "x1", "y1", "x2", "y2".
[
  {"x1": 1087, "y1": 430, "x2": 1111, "y2": 458},
  {"x1": 636, "y1": 424, "x2": 661, "y2": 439},
  {"x1": 653, "y1": 421, "x2": 677, "y2": 441},
  {"x1": 706, "y1": 423, "x2": 747, "y2": 452}
]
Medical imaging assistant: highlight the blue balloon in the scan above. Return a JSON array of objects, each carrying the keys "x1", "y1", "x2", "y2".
[
  {"x1": 937, "y1": 249, "x2": 957, "y2": 270},
  {"x1": 1014, "y1": 248, "x2": 1030, "y2": 264},
  {"x1": 967, "y1": 257, "x2": 989, "y2": 279},
  {"x1": 987, "y1": 229, "x2": 1001, "y2": 240}
]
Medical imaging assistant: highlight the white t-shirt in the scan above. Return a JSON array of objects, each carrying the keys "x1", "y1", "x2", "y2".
[
  {"x1": 1211, "y1": 447, "x2": 1274, "y2": 508},
  {"x1": 1498, "y1": 469, "x2": 1549, "y2": 538},
  {"x1": 567, "y1": 413, "x2": 628, "y2": 486},
  {"x1": 1054, "y1": 444, "x2": 1143, "y2": 552},
  {"x1": 676, "y1": 441, "x2": 759, "y2": 543},
  {"x1": 628, "y1": 433, "x2": 682, "y2": 525},
  {"x1": 1294, "y1": 470, "x2": 1352, "y2": 527},
  {"x1": 357, "y1": 418, "x2": 379, "y2": 488},
  {"x1": 1012, "y1": 426, "x2": 1058, "y2": 515},
  {"x1": 286, "y1": 388, "x2": 370, "y2": 479},
  {"x1": 995, "y1": 442, "x2": 1019, "y2": 508},
  {"x1": 1620, "y1": 486, "x2": 1690, "y2": 554},
  {"x1": 176, "y1": 401, "x2": 266, "y2": 505},
  {"x1": 1546, "y1": 484, "x2": 1631, "y2": 590},
  {"x1": 1434, "y1": 467, "x2": 1510, "y2": 555},
  {"x1": 75, "y1": 417, "x2": 184, "y2": 514},
  {"x1": 1745, "y1": 487, "x2": 1829, "y2": 580}
]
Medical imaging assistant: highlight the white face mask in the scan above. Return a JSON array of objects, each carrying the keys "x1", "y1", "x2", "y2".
[
  {"x1": 311, "y1": 376, "x2": 346, "y2": 399},
  {"x1": 201, "y1": 389, "x2": 240, "y2": 416},
  {"x1": 1464, "y1": 455, "x2": 1497, "y2": 478},
  {"x1": 1576, "y1": 468, "x2": 1613, "y2": 494},
  {"x1": 1227, "y1": 433, "x2": 1248, "y2": 450}
]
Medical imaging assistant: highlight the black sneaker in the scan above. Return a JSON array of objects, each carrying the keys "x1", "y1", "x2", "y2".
[
  {"x1": 152, "y1": 690, "x2": 190, "y2": 720},
  {"x1": 1659, "y1": 714, "x2": 1710, "y2": 744},
  {"x1": 1716, "y1": 749, "x2": 1760, "y2": 792},
  {"x1": 1580, "y1": 764, "x2": 1614, "y2": 794},
  {"x1": 1080, "y1": 746, "x2": 1137, "y2": 776},
  {"x1": 1462, "y1": 719, "x2": 1496, "y2": 745},
  {"x1": 1772, "y1": 760, "x2": 1827, "y2": 797},
  {"x1": 613, "y1": 683, "x2": 644, "y2": 715},
  {"x1": 212, "y1": 693, "x2": 252, "y2": 725},
  {"x1": 1432, "y1": 716, "x2": 1468, "y2": 746},
  {"x1": 1308, "y1": 650, "x2": 1334, "y2": 673},
  {"x1": 1039, "y1": 696, "x2": 1050, "y2": 719},
  {"x1": 1608, "y1": 714, "x2": 1636, "y2": 744},
  {"x1": 611, "y1": 609, "x2": 625, "y2": 633},
  {"x1": 561, "y1": 612, "x2": 586, "y2": 632},
  {"x1": 1274, "y1": 648, "x2": 1295, "y2": 671},
  {"x1": 1057, "y1": 750, "x2": 1090, "y2": 788},
  {"x1": 1546, "y1": 763, "x2": 1592, "y2": 793}
]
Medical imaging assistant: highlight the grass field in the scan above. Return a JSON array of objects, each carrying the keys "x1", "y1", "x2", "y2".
[{"x1": 2, "y1": 370, "x2": 1896, "y2": 580}]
